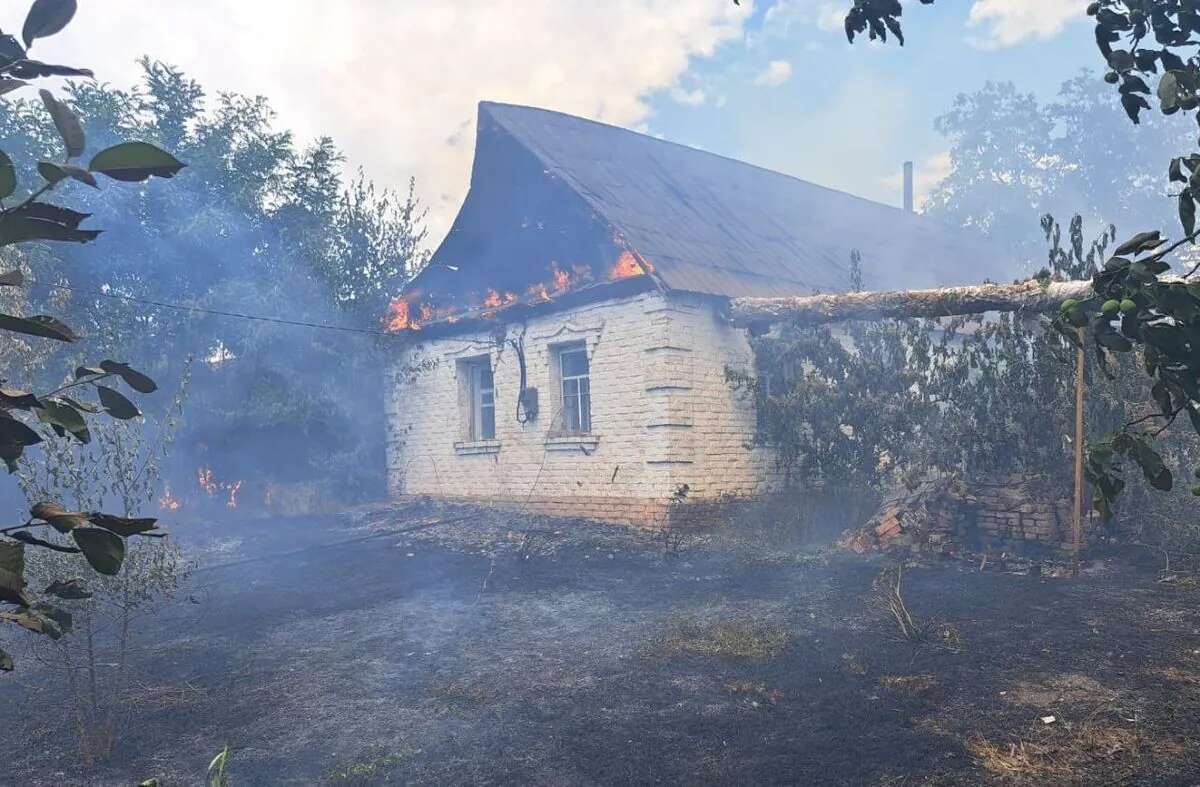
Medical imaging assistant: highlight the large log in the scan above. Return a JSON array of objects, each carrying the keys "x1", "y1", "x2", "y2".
[{"x1": 729, "y1": 279, "x2": 1096, "y2": 327}]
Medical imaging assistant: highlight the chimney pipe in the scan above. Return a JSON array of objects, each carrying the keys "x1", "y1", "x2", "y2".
[{"x1": 903, "y1": 160, "x2": 914, "y2": 213}]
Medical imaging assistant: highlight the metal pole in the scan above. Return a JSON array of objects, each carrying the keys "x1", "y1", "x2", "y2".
[{"x1": 1072, "y1": 331, "x2": 1085, "y2": 577}]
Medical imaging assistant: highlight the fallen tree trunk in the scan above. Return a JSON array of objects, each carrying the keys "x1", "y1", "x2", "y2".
[{"x1": 729, "y1": 279, "x2": 1096, "y2": 327}]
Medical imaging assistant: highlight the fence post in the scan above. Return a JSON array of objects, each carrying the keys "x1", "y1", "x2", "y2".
[{"x1": 1072, "y1": 330, "x2": 1085, "y2": 577}]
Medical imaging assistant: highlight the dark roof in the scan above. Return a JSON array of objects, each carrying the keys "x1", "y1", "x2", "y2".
[{"x1": 414, "y1": 102, "x2": 1016, "y2": 303}]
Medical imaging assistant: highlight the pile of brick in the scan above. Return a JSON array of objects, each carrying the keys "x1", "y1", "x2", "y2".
[
  {"x1": 841, "y1": 475, "x2": 1088, "y2": 558},
  {"x1": 841, "y1": 479, "x2": 966, "y2": 555}
]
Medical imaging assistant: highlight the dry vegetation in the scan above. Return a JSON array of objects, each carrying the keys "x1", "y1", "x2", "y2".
[
  {"x1": 2, "y1": 502, "x2": 1199, "y2": 785},
  {"x1": 642, "y1": 615, "x2": 792, "y2": 661}
]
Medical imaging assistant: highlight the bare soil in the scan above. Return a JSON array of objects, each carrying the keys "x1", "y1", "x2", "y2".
[{"x1": 3, "y1": 502, "x2": 1199, "y2": 786}]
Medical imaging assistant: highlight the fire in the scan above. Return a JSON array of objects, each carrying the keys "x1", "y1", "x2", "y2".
[
  {"x1": 158, "y1": 483, "x2": 181, "y2": 511},
  {"x1": 227, "y1": 480, "x2": 242, "y2": 509},
  {"x1": 197, "y1": 466, "x2": 243, "y2": 509},
  {"x1": 552, "y1": 263, "x2": 571, "y2": 292},
  {"x1": 197, "y1": 466, "x2": 218, "y2": 494},
  {"x1": 609, "y1": 250, "x2": 648, "y2": 280},
  {"x1": 385, "y1": 298, "x2": 413, "y2": 332},
  {"x1": 527, "y1": 282, "x2": 551, "y2": 302}
]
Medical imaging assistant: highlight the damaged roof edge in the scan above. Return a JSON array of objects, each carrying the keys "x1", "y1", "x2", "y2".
[{"x1": 395, "y1": 274, "x2": 660, "y2": 341}]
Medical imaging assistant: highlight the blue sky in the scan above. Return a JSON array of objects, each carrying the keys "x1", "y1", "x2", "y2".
[
  {"x1": 646, "y1": 1, "x2": 1097, "y2": 211},
  {"x1": 5, "y1": 1, "x2": 1099, "y2": 239}
]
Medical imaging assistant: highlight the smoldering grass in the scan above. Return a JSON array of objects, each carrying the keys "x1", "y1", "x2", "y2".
[
  {"x1": 641, "y1": 615, "x2": 791, "y2": 661},
  {"x1": 322, "y1": 746, "x2": 417, "y2": 786}
]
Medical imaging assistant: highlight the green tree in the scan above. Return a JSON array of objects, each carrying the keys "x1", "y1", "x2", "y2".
[
  {"x1": 836, "y1": 0, "x2": 1200, "y2": 517},
  {"x1": 0, "y1": 60, "x2": 429, "y2": 504},
  {"x1": 0, "y1": 0, "x2": 185, "y2": 672}
]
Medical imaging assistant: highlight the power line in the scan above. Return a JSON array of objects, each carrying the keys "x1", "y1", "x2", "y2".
[{"x1": 27, "y1": 281, "x2": 403, "y2": 338}]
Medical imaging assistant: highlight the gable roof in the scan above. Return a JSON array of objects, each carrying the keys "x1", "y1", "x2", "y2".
[{"x1": 410, "y1": 102, "x2": 1015, "y2": 309}]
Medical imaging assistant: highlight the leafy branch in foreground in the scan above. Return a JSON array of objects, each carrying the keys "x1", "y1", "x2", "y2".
[
  {"x1": 0, "y1": 0, "x2": 185, "y2": 672},
  {"x1": 829, "y1": 0, "x2": 1200, "y2": 518}
]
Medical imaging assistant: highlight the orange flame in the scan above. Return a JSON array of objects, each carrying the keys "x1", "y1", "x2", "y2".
[
  {"x1": 385, "y1": 298, "x2": 413, "y2": 332},
  {"x1": 609, "y1": 250, "x2": 647, "y2": 280},
  {"x1": 197, "y1": 466, "x2": 218, "y2": 495},
  {"x1": 158, "y1": 483, "x2": 181, "y2": 511},
  {"x1": 198, "y1": 466, "x2": 244, "y2": 508},
  {"x1": 527, "y1": 282, "x2": 551, "y2": 301},
  {"x1": 551, "y1": 263, "x2": 571, "y2": 292}
]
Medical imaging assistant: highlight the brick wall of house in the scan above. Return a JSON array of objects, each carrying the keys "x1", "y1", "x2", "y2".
[{"x1": 385, "y1": 290, "x2": 782, "y2": 526}]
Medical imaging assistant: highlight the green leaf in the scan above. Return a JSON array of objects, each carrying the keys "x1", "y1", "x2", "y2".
[
  {"x1": 38, "y1": 89, "x2": 84, "y2": 158},
  {"x1": 70, "y1": 528, "x2": 124, "y2": 575},
  {"x1": 30, "y1": 501, "x2": 89, "y2": 533},
  {"x1": 34, "y1": 399, "x2": 89, "y2": 442},
  {"x1": 21, "y1": 0, "x2": 76, "y2": 48},
  {"x1": 0, "y1": 312, "x2": 77, "y2": 342},
  {"x1": 9, "y1": 60, "x2": 92, "y2": 80},
  {"x1": 1170, "y1": 157, "x2": 1186, "y2": 183},
  {"x1": 89, "y1": 142, "x2": 185, "y2": 182},
  {"x1": 0, "y1": 213, "x2": 102, "y2": 246},
  {"x1": 37, "y1": 161, "x2": 66, "y2": 184},
  {"x1": 0, "y1": 605, "x2": 68, "y2": 639},
  {"x1": 0, "y1": 412, "x2": 42, "y2": 448},
  {"x1": 1114, "y1": 231, "x2": 1164, "y2": 256},
  {"x1": 0, "y1": 540, "x2": 28, "y2": 606},
  {"x1": 1181, "y1": 191, "x2": 1197, "y2": 238},
  {"x1": 0, "y1": 151, "x2": 14, "y2": 200},
  {"x1": 96, "y1": 385, "x2": 140, "y2": 420},
  {"x1": 99, "y1": 360, "x2": 157, "y2": 393},
  {"x1": 87, "y1": 513, "x2": 157, "y2": 537},
  {"x1": 208, "y1": 746, "x2": 230, "y2": 787},
  {"x1": 0, "y1": 79, "x2": 28, "y2": 97},
  {"x1": 44, "y1": 578, "x2": 91, "y2": 600},
  {"x1": 1108, "y1": 49, "x2": 1135, "y2": 72},
  {"x1": 31, "y1": 601, "x2": 71, "y2": 634},
  {"x1": 12, "y1": 202, "x2": 90, "y2": 228},
  {"x1": 1132, "y1": 439, "x2": 1173, "y2": 491},
  {"x1": 0, "y1": 386, "x2": 39, "y2": 409},
  {"x1": 10, "y1": 530, "x2": 80, "y2": 554},
  {"x1": 1158, "y1": 71, "x2": 1179, "y2": 111},
  {"x1": 0, "y1": 609, "x2": 61, "y2": 638},
  {"x1": 39, "y1": 161, "x2": 96, "y2": 189}
]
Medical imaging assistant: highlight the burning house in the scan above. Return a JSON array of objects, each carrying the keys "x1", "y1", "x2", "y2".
[{"x1": 384, "y1": 102, "x2": 1012, "y2": 526}]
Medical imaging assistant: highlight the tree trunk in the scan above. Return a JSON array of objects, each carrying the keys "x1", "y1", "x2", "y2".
[{"x1": 729, "y1": 279, "x2": 1095, "y2": 327}]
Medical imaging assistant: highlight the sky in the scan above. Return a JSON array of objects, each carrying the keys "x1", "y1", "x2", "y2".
[{"x1": 3, "y1": 0, "x2": 1098, "y2": 242}]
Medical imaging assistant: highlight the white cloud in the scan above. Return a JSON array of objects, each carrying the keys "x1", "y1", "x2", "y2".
[
  {"x1": 754, "y1": 59, "x2": 794, "y2": 87},
  {"x1": 878, "y1": 151, "x2": 952, "y2": 212},
  {"x1": 13, "y1": 1, "x2": 752, "y2": 238},
  {"x1": 671, "y1": 87, "x2": 707, "y2": 106},
  {"x1": 761, "y1": 1, "x2": 844, "y2": 36},
  {"x1": 967, "y1": 0, "x2": 1086, "y2": 49}
]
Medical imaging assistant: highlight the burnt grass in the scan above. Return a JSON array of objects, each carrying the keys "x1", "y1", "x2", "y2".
[{"x1": 3, "y1": 503, "x2": 1200, "y2": 786}]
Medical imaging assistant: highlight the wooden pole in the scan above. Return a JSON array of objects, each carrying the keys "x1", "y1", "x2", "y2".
[{"x1": 1072, "y1": 329, "x2": 1085, "y2": 578}]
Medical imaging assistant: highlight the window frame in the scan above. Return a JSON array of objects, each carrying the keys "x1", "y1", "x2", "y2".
[
  {"x1": 467, "y1": 357, "x2": 495, "y2": 442},
  {"x1": 557, "y1": 343, "x2": 591, "y2": 435}
]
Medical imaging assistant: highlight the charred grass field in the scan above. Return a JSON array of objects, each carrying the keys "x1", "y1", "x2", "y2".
[{"x1": 3, "y1": 503, "x2": 1200, "y2": 786}]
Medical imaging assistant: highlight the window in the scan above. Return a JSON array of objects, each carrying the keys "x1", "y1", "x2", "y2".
[
  {"x1": 558, "y1": 345, "x2": 591, "y2": 434},
  {"x1": 468, "y1": 359, "x2": 495, "y2": 441}
]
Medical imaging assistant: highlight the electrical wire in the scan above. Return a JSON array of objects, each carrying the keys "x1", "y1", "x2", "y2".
[{"x1": 26, "y1": 280, "x2": 403, "y2": 338}]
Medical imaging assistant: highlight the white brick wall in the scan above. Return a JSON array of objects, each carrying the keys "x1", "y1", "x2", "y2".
[{"x1": 385, "y1": 290, "x2": 782, "y2": 524}]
